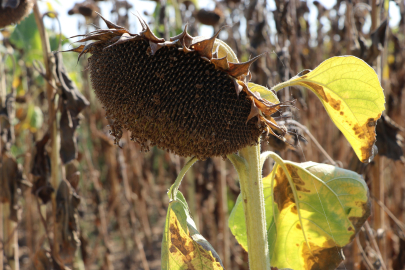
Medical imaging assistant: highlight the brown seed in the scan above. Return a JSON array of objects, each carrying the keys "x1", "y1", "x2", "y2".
[{"x1": 67, "y1": 15, "x2": 288, "y2": 159}]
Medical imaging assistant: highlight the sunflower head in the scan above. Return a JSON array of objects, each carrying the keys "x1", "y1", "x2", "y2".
[
  {"x1": 0, "y1": 0, "x2": 34, "y2": 28},
  {"x1": 67, "y1": 14, "x2": 289, "y2": 159}
]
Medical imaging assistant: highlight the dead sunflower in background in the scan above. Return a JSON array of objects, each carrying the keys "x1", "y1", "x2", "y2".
[
  {"x1": 68, "y1": 15, "x2": 290, "y2": 159},
  {"x1": 0, "y1": 0, "x2": 34, "y2": 28}
]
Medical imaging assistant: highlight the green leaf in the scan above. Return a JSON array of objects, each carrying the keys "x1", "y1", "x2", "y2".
[
  {"x1": 229, "y1": 154, "x2": 370, "y2": 270},
  {"x1": 9, "y1": 13, "x2": 43, "y2": 63},
  {"x1": 25, "y1": 105, "x2": 43, "y2": 132},
  {"x1": 162, "y1": 191, "x2": 224, "y2": 270},
  {"x1": 272, "y1": 56, "x2": 385, "y2": 163}
]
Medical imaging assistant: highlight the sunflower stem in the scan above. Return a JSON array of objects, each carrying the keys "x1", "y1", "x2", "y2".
[{"x1": 239, "y1": 142, "x2": 270, "y2": 270}]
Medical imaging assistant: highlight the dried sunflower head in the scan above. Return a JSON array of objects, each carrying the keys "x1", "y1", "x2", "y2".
[
  {"x1": 68, "y1": 15, "x2": 288, "y2": 159},
  {"x1": 0, "y1": 0, "x2": 34, "y2": 28}
]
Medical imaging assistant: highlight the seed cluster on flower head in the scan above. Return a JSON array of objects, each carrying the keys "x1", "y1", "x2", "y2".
[
  {"x1": 68, "y1": 14, "x2": 288, "y2": 159},
  {"x1": 89, "y1": 39, "x2": 264, "y2": 159},
  {"x1": 0, "y1": 0, "x2": 34, "y2": 28}
]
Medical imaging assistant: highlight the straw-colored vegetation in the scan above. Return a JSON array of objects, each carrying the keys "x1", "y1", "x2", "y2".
[{"x1": 0, "y1": 0, "x2": 404, "y2": 270}]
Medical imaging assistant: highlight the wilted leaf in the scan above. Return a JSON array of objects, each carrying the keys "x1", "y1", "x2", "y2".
[
  {"x1": 33, "y1": 248, "x2": 64, "y2": 270},
  {"x1": 375, "y1": 113, "x2": 404, "y2": 162},
  {"x1": 33, "y1": 248, "x2": 53, "y2": 270},
  {"x1": 229, "y1": 155, "x2": 370, "y2": 270},
  {"x1": 162, "y1": 191, "x2": 224, "y2": 270},
  {"x1": 0, "y1": 91, "x2": 16, "y2": 151},
  {"x1": 31, "y1": 133, "x2": 54, "y2": 204},
  {"x1": 55, "y1": 179, "x2": 81, "y2": 264},
  {"x1": 364, "y1": 20, "x2": 388, "y2": 65},
  {"x1": 0, "y1": 153, "x2": 30, "y2": 222},
  {"x1": 54, "y1": 52, "x2": 89, "y2": 164},
  {"x1": 274, "y1": 56, "x2": 385, "y2": 163}
]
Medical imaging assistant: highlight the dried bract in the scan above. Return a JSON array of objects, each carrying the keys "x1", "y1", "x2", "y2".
[{"x1": 68, "y1": 15, "x2": 287, "y2": 159}]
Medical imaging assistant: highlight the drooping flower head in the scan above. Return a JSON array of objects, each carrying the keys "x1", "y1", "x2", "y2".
[
  {"x1": 68, "y1": 14, "x2": 289, "y2": 159},
  {"x1": 0, "y1": 0, "x2": 34, "y2": 28}
]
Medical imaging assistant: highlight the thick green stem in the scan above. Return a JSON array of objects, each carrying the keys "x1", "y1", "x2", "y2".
[{"x1": 239, "y1": 143, "x2": 270, "y2": 270}]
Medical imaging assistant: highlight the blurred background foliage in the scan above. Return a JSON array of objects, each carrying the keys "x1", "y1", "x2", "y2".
[{"x1": 1, "y1": 0, "x2": 405, "y2": 269}]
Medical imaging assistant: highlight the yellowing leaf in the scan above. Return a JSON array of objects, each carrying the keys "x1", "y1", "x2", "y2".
[
  {"x1": 229, "y1": 153, "x2": 370, "y2": 270},
  {"x1": 162, "y1": 192, "x2": 224, "y2": 270},
  {"x1": 46, "y1": 2, "x2": 55, "y2": 13},
  {"x1": 273, "y1": 56, "x2": 385, "y2": 163},
  {"x1": 213, "y1": 39, "x2": 239, "y2": 63},
  {"x1": 248, "y1": 83, "x2": 279, "y2": 104}
]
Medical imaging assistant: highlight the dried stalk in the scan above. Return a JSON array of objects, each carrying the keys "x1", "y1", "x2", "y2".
[
  {"x1": 1, "y1": 204, "x2": 18, "y2": 270},
  {"x1": 0, "y1": 51, "x2": 5, "y2": 270},
  {"x1": 118, "y1": 149, "x2": 150, "y2": 270},
  {"x1": 370, "y1": 0, "x2": 386, "y2": 264},
  {"x1": 0, "y1": 204, "x2": 3, "y2": 270},
  {"x1": 364, "y1": 221, "x2": 387, "y2": 270},
  {"x1": 82, "y1": 148, "x2": 114, "y2": 270},
  {"x1": 33, "y1": 3, "x2": 61, "y2": 266}
]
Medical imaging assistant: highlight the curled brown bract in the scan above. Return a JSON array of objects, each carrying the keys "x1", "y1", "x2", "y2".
[{"x1": 67, "y1": 14, "x2": 289, "y2": 143}]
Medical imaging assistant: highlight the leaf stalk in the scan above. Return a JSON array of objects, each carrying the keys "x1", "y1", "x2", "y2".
[{"x1": 168, "y1": 156, "x2": 198, "y2": 201}]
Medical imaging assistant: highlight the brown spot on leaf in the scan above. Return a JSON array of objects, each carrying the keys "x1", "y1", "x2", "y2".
[
  {"x1": 273, "y1": 166, "x2": 295, "y2": 212},
  {"x1": 287, "y1": 165, "x2": 311, "y2": 193},
  {"x1": 326, "y1": 93, "x2": 341, "y2": 111},
  {"x1": 340, "y1": 111, "x2": 344, "y2": 116},
  {"x1": 169, "y1": 219, "x2": 193, "y2": 260},
  {"x1": 352, "y1": 114, "x2": 381, "y2": 162},
  {"x1": 301, "y1": 241, "x2": 343, "y2": 270},
  {"x1": 291, "y1": 205, "x2": 297, "y2": 214},
  {"x1": 296, "y1": 185, "x2": 311, "y2": 193},
  {"x1": 169, "y1": 245, "x2": 177, "y2": 253},
  {"x1": 349, "y1": 200, "x2": 371, "y2": 236},
  {"x1": 296, "y1": 224, "x2": 302, "y2": 230},
  {"x1": 300, "y1": 82, "x2": 328, "y2": 102}
]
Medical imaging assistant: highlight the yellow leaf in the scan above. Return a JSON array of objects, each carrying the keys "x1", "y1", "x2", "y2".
[
  {"x1": 213, "y1": 39, "x2": 239, "y2": 63},
  {"x1": 12, "y1": 77, "x2": 20, "y2": 88},
  {"x1": 46, "y1": 2, "x2": 56, "y2": 17},
  {"x1": 229, "y1": 154, "x2": 371, "y2": 270},
  {"x1": 248, "y1": 83, "x2": 279, "y2": 104},
  {"x1": 46, "y1": 1, "x2": 54, "y2": 11},
  {"x1": 162, "y1": 195, "x2": 224, "y2": 270},
  {"x1": 273, "y1": 56, "x2": 385, "y2": 163}
]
